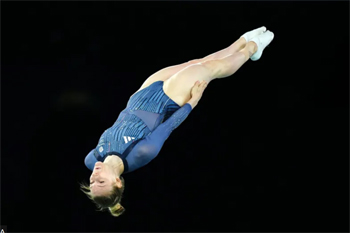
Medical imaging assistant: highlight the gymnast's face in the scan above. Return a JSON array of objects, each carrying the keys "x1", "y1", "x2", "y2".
[{"x1": 89, "y1": 161, "x2": 116, "y2": 196}]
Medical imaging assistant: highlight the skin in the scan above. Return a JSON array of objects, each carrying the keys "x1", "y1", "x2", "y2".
[
  {"x1": 132, "y1": 34, "x2": 260, "y2": 107},
  {"x1": 90, "y1": 155, "x2": 124, "y2": 196},
  {"x1": 134, "y1": 36, "x2": 257, "y2": 98},
  {"x1": 187, "y1": 80, "x2": 208, "y2": 108},
  {"x1": 162, "y1": 40, "x2": 257, "y2": 106}
]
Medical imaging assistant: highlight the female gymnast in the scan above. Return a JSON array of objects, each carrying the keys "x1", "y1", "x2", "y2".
[{"x1": 81, "y1": 26, "x2": 274, "y2": 217}]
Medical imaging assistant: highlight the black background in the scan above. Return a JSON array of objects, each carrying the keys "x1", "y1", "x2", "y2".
[{"x1": 2, "y1": 1, "x2": 349, "y2": 232}]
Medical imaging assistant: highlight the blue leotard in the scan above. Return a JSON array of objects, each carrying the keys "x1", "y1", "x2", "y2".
[{"x1": 84, "y1": 81, "x2": 192, "y2": 174}]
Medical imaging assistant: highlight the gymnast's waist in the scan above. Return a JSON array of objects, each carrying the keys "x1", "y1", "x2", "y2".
[{"x1": 118, "y1": 107, "x2": 163, "y2": 132}]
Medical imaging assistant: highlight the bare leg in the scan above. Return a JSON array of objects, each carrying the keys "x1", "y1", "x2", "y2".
[
  {"x1": 198, "y1": 37, "x2": 247, "y2": 62},
  {"x1": 213, "y1": 41, "x2": 258, "y2": 79},
  {"x1": 133, "y1": 37, "x2": 247, "y2": 94},
  {"x1": 163, "y1": 41, "x2": 258, "y2": 106}
]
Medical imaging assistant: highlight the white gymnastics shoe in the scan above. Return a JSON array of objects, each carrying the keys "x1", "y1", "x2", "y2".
[
  {"x1": 240, "y1": 26, "x2": 267, "y2": 42},
  {"x1": 250, "y1": 30, "x2": 274, "y2": 61}
]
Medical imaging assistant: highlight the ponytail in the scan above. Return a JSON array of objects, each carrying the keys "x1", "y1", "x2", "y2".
[{"x1": 109, "y1": 203, "x2": 125, "y2": 217}]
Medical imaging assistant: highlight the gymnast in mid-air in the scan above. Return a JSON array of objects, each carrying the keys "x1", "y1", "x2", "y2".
[{"x1": 81, "y1": 26, "x2": 274, "y2": 217}]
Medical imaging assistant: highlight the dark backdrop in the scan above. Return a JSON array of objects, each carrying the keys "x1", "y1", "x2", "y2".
[{"x1": 2, "y1": 1, "x2": 349, "y2": 232}]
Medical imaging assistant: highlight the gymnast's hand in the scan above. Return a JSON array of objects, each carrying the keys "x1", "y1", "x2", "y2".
[{"x1": 188, "y1": 80, "x2": 208, "y2": 109}]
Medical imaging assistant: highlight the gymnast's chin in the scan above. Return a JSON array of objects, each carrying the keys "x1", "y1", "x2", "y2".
[{"x1": 80, "y1": 156, "x2": 126, "y2": 217}]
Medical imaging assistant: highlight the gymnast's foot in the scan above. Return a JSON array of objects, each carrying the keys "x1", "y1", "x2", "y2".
[
  {"x1": 250, "y1": 30, "x2": 274, "y2": 61},
  {"x1": 240, "y1": 26, "x2": 267, "y2": 43}
]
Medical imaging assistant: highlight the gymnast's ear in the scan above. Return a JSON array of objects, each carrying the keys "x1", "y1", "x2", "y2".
[{"x1": 115, "y1": 177, "x2": 123, "y2": 188}]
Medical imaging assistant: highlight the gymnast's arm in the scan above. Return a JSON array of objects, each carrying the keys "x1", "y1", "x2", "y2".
[
  {"x1": 125, "y1": 103, "x2": 193, "y2": 172},
  {"x1": 124, "y1": 81, "x2": 208, "y2": 172}
]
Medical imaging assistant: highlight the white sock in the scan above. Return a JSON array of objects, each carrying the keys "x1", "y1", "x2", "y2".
[
  {"x1": 250, "y1": 30, "x2": 274, "y2": 61},
  {"x1": 240, "y1": 26, "x2": 266, "y2": 42}
]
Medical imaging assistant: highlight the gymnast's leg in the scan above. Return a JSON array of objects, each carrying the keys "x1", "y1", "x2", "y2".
[
  {"x1": 134, "y1": 27, "x2": 267, "y2": 92},
  {"x1": 196, "y1": 26, "x2": 267, "y2": 63},
  {"x1": 163, "y1": 30, "x2": 274, "y2": 106}
]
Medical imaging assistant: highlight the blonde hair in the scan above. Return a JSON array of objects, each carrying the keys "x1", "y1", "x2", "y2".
[{"x1": 80, "y1": 176, "x2": 125, "y2": 217}]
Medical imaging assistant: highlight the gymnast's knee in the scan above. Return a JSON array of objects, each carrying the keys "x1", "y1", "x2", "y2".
[{"x1": 199, "y1": 60, "x2": 226, "y2": 78}]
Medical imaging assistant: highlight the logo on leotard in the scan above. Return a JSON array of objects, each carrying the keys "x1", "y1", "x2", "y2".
[
  {"x1": 123, "y1": 136, "x2": 135, "y2": 143},
  {"x1": 99, "y1": 147, "x2": 104, "y2": 153}
]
